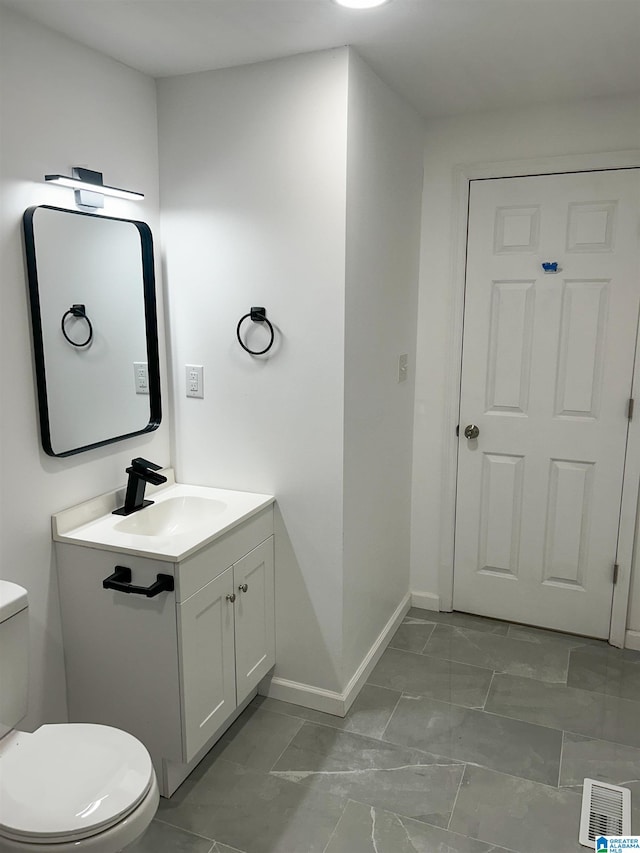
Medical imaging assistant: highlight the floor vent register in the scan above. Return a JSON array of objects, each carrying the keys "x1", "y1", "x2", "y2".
[{"x1": 579, "y1": 779, "x2": 631, "y2": 848}]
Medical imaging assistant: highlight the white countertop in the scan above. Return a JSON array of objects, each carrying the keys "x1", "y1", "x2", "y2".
[{"x1": 52, "y1": 475, "x2": 275, "y2": 562}]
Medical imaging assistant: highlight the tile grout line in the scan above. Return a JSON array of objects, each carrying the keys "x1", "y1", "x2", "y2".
[
  {"x1": 446, "y1": 764, "x2": 467, "y2": 831},
  {"x1": 557, "y1": 730, "x2": 565, "y2": 789},
  {"x1": 444, "y1": 760, "x2": 586, "y2": 792},
  {"x1": 363, "y1": 687, "x2": 569, "y2": 753},
  {"x1": 481, "y1": 670, "x2": 497, "y2": 710},
  {"x1": 368, "y1": 673, "x2": 498, "y2": 710},
  {"x1": 152, "y1": 814, "x2": 217, "y2": 843},
  {"x1": 263, "y1": 709, "x2": 469, "y2": 778},
  {"x1": 425, "y1": 620, "x2": 610, "y2": 655},
  {"x1": 378, "y1": 643, "x2": 497, "y2": 674},
  {"x1": 409, "y1": 608, "x2": 509, "y2": 631},
  {"x1": 267, "y1": 716, "x2": 306, "y2": 772},
  {"x1": 468, "y1": 699, "x2": 629, "y2": 748},
  {"x1": 419, "y1": 622, "x2": 437, "y2": 654},
  {"x1": 417, "y1": 651, "x2": 575, "y2": 688},
  {"x1": 378, "y1": 691, "x2": 404, "y2": 742},
  {"x1": 380, "y1": 702, "x2": 640, "y2": 771},
  {"x1": 562, "y1": 646, "x2": 571, "y2": 685},
  {"x1": 561, "y1": 725, "x2": 640, "y2": 752},
  {"x1": 388, "y1": 618, "x2": 619, "y2": 689},
  {"x1": 264, "y1": 681, "x2": 638, "y2": 773},
  {"x1": 469, "y1": 671, "x2": 640, "y2": 742},
  {"x1": 319, "y1": 798, "x2": 353, "y2": 853},
  {"x1": 415, "y1": 643, "x2": 577, "y2": 686},
  {"x1": 411, "y1": 609, "x2": 607, "y2": 651},
  {"x1": 423, "y1": 618, "x2": 585, "y2": 645},
  {"x1": 561, "y1": 659, "x2": 640, "y2": 704}
]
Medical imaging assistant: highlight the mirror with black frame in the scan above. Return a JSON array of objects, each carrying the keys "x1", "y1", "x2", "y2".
[{"x1": 23, "y1": 205, "x2": 161, "y2": 457}]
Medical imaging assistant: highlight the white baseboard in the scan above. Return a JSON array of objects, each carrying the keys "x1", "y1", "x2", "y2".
[
  {"x1": 410, "y1": 591, "x2": 441, "y2": 611},
  {"x1": 625, "y1": 630, "x2": 640, "y2": 651},
  {"x1": 259, "y1": 593, "x2": 411, "y2": 718},
  {"x1": 341, "y1": 592, "x2": 411, "y2": 715},
  {"x1": 259, "y1": 676, "x2": 345, "y2": 716}
]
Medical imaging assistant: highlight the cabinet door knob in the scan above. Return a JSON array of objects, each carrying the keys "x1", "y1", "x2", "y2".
[
  {"x1": 238, "y1": 583, "x2": 248, "y2": 593},
  {"x1": 226, "y1": 593, "x2": 236, "y2": 603}
]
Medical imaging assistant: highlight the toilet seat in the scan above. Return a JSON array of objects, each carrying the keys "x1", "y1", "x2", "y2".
[{"x1": 0, "y1": 724, "x2": 154, "y2": 844}]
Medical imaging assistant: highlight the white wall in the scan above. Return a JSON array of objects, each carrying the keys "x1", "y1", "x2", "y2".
[
  {"x1": 157, "y1": 50, "x2": 350, "y2": 694},
  {"x1": 410, "y1": 94, "x2": 640, "y2": 632},
  {"x1": 158, "y1": 48, "x2": 424, "y2": 696},
  {"x1": 0, "y1": 7, "x2": 170, "y2": 730},
  {"x1": 342, "y1": 53, "x2": 424, "y2": 680}
]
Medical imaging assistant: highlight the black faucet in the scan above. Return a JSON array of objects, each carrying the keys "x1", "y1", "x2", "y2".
[{"x1": 112, "y1": 458, "x2": 168, "y2": 516}]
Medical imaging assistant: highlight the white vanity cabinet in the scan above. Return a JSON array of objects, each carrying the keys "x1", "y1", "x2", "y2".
[
  {"x1": 55, "y1": 501, "x2": 275, "y2": 796},
  {"x1": 177, "y1": 536, "x2": 275, "y2": 759}
]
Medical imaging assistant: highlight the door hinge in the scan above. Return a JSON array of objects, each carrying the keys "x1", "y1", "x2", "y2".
[
  {"x1": 613, "y1": 563, "x2": 619, "y2": 585},
  {"x1": 628, "y1": 398, "x2": 634, "y2": 421}
]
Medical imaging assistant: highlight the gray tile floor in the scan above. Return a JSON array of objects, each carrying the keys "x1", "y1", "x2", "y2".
[{"x1": 131, "y1": 609, "x2": 640, "y2": 853}]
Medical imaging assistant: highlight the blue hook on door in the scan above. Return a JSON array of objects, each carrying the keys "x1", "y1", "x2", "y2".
[{"x1": 542, "y1": 262, "x2": 559, "y2": 274}]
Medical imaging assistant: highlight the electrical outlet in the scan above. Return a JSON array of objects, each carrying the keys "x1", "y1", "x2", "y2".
[
  {"x1": 185, "y1": 364, "x2": 204, "y2": 398},
  {"x1": 133, "y1": 362, "x2": 149, "y2": 394},
  {"x1": 398, "y1": 353, "x2": 408, "y2": 383}
]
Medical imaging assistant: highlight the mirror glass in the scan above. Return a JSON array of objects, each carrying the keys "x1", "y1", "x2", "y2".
[{"x1": 23, "y1": 205, "x2": 161, "y2": 457}]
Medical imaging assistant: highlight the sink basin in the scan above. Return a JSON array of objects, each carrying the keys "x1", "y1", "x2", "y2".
[
  {"x1": 51, "y1": 476, "x2": 275, "y2": 561},
  {"x1": 114, "y1": 496, "x2": 228, "y2": 536}
]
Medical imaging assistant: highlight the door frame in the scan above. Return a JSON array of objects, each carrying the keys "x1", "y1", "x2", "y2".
[{"x1": 438, "y1": 149, "x2": 640, "y2": 647}]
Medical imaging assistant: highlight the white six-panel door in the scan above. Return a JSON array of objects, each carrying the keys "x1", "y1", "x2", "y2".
[{"x1": 454, "y1": 169, "x2": 640, "y2": 638}]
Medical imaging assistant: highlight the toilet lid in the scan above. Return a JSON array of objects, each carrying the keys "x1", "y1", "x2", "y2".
[{"x1": 0, "y1": 724, "x2": 154, "y2": 843}]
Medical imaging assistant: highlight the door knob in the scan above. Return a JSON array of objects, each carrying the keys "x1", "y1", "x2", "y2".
[
  {"x1": 238, "y1": 583, "x2": 248, "y2": 593},
  {"x1": 226, "y1": 593, "x2": 236, "y2": 603},
  {"x1": 464, "y1": 424, "x2": 480, "y2": 439}
]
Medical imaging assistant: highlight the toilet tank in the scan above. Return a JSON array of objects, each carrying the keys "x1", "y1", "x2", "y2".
[{"x1": 0, "y1": 581, "x2": 29, "y2": 735}]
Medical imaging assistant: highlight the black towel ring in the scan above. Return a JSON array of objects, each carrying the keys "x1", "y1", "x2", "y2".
[
  {"x1": 236, "y1": 306, "x2": 275, "y2": 355},
  {"x1": 61, "y1": 304, "x2": 93, "y2": 348}
]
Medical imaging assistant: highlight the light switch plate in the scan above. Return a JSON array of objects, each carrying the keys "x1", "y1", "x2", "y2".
[
  {"x1": 133, "y1": 362, "x2": 149, "y2": 395},
  {"x1": 186, "y1": 364, "x2": 204, "y2": 398}
]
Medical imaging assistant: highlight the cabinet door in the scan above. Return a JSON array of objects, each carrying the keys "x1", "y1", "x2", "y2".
[
  {"x1": 234, "y1": 537, "x2": 275, "y2": 704},
  {"x1": 177, "y1": 565, "x2": 236, "y2": 762}
]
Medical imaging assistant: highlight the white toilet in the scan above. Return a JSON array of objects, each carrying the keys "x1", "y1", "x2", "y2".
[{"x1": 0, "y1": 581, "x2": 159, "y2": 852}]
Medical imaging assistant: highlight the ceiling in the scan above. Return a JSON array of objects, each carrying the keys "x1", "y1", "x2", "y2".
[{"x1": 2, "y1": 0, "x2": 639, "y2": 119}]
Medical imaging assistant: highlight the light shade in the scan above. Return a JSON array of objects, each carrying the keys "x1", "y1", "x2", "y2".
[
  {"x1": 44, "y1": 175, "x2": 144, "y2": 201},
  {"x1": 45, "y1": 167, "x2": 143, "y2": 209},
  {"x1": 45, "y1": 175, "x2": 144, "y2": 201},
  {"x1": 333, "y1": 0, "x2": 389, "y2": 8}
]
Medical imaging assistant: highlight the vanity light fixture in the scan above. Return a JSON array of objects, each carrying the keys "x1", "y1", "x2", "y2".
[
  {"x1": 44, "y1": 167, "x2": 144, "y2": 209},
  {"x1": 333, "y1": 0, "x2": 390, "y2": 8}
]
